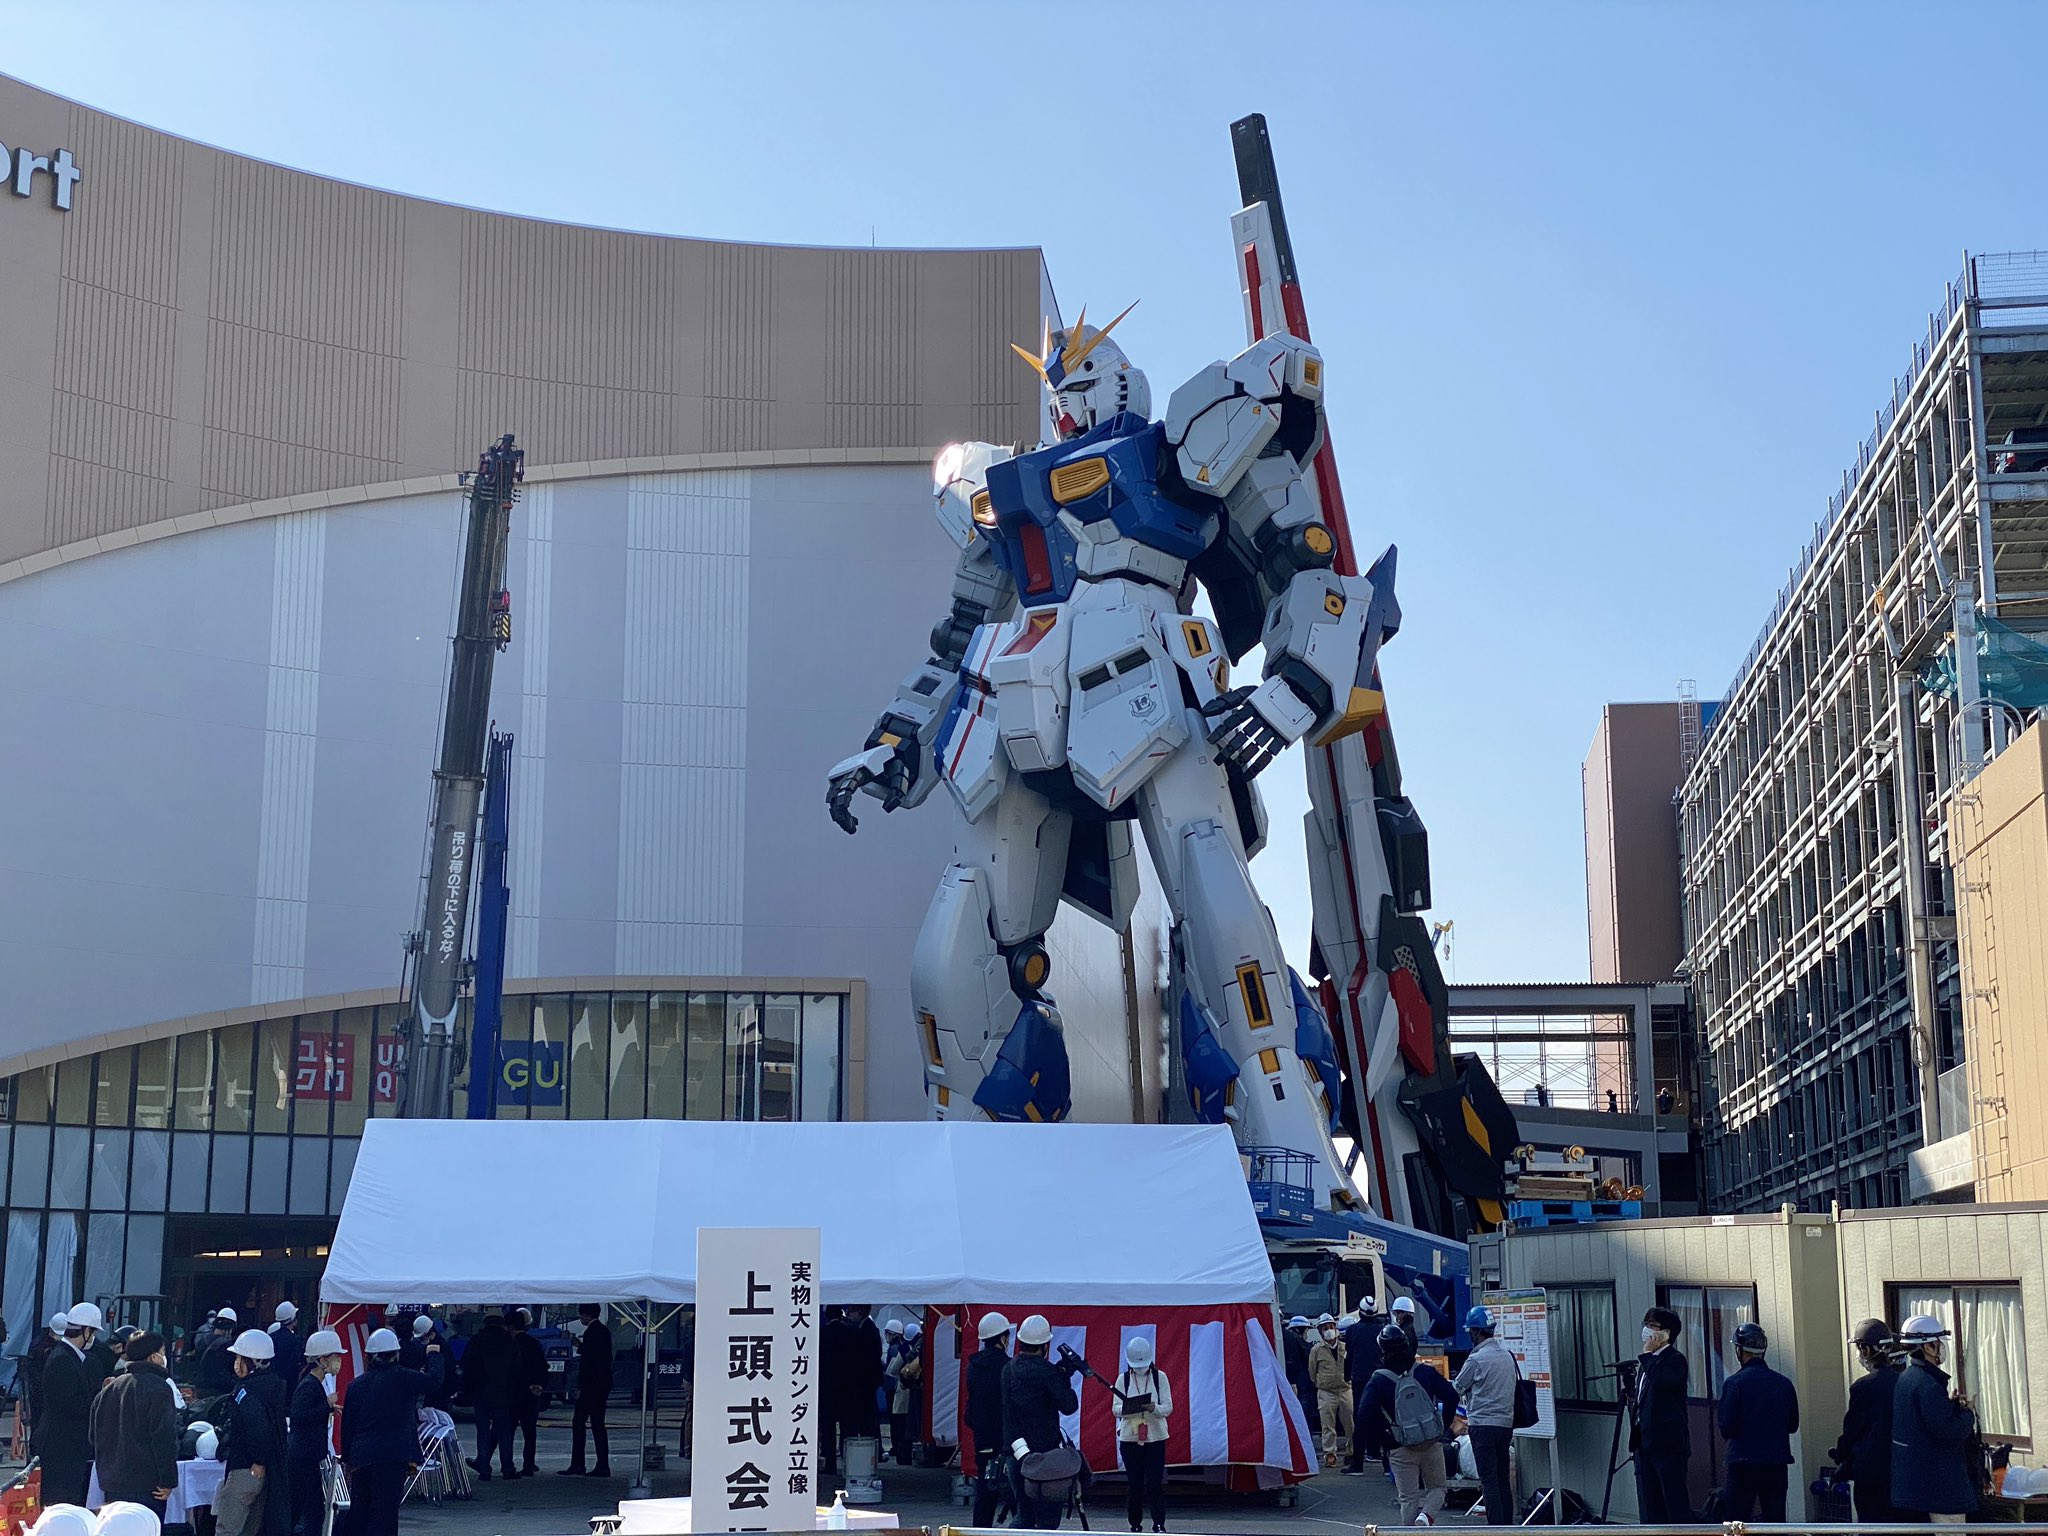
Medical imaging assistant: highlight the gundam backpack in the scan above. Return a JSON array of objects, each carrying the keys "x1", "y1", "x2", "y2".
[{"x1": 1374, "y1": 1368, "x2": 1444, "y2": 1448}]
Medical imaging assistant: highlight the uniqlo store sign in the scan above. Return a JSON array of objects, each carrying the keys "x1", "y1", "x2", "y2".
[{"x1": 0, "y1": 138, "x2": 80, "y2": 211}]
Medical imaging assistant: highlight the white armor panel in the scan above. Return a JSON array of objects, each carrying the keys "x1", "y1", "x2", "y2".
[
  {"x1": 932, "y1": 440, "x2": 1015, "y2": 552},
  {"x1": 1059, "y1": 509, "x2": 1190, "y2": 587},
  {"x1": 1161, "y1": 611, "x2": 1229, "y2": 711},
  {"x1": 1164, "y1": 334, "x2": 1324, "y2": 497},
  {"x1": 984, "y1": 608, "x2": 1072, "y2": 775},
  {"x1": 1065, "y1": 598, "x2": 1187, "y2": 812}
]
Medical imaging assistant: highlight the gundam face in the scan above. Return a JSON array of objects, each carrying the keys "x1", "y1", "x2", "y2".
[{"x1": 828, "y1": 313, "x2": 1400, "y2": 1218}]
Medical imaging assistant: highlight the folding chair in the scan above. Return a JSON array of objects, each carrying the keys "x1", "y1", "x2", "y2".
[{"x1": 404, "y1": 1408, "x2": 471, "y2": 1505}]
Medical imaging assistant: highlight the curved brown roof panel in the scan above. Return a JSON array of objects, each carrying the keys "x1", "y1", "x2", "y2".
[{"x1": 0, "y1": 73, "x2": 1047, "y2": 565}]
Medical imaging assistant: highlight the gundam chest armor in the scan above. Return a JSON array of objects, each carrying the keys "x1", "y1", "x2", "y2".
[{"x1": 936, "y1": 411, "x2": 1231, "y2": 821}]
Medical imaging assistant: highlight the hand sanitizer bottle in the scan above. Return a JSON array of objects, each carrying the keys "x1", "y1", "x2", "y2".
[{"x1": 827, "y1": 1491, "x2": 849, "y2": 1530}]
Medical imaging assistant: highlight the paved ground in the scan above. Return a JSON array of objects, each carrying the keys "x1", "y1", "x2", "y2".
[{"x1": 397, "y1": 1414, "x2": 1423, "y2": 1536}]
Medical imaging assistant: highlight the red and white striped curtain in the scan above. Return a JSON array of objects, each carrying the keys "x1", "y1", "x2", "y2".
[{"x1": 928, "y1": 1304, "x2": 1312, "y2": 1481}]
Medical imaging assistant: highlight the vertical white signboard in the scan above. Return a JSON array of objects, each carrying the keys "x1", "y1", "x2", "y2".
[
  {"x1": 1483, "y1": 1287, "x2": 1555, "y2": 1438},
  {"x1": 691, "y1": 1227, "x2": 824, "y2": 1531}
]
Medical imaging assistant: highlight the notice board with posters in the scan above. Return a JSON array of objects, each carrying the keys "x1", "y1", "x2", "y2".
[
  {"x1": 691, "y1": 1227, "x2": 824, "y2": 1531},
  {"x1": 1482, "y1": 1287, "x2": 1555, "y2": 1438}
]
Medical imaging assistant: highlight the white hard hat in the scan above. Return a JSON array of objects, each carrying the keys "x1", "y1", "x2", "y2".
[
  {"x1": 1391, "y1": 1297, "x2": 1416, "y2": 1315},
  {"x1": 48, "y1": 1311, "x2": 69, "y2": 1332},
  {"x1": 1287, "y1": 1315, "x2": 1310, "y2": 1329},
  {"x1": 216, "y1": 1307, "x2": 237, "y2": 1324},
  {"x1": 1018, "y1": 1315, "x2": 1053, "y2": 1348},
  {"x1": 978, "y1": 1311, "x2": 1013, "y2": 1341},
  {"x1": 28, "y1": 1505, "x2": 97, "y2": 1536},
  {"x1": 95, "y1": 1502, "x2": 163, "y2": 1536},
  {"x1": 1125, "y1": 1336, "x2": 1154, "y2": 1369},
  {"x1": 905, "y1": 1321, "x2": 922, "y2": 1340},
  {"x1": 66, "y1": 1302, "x2": 104, "y2": 1331},
  {"x1": 1316, "y1": 1312, "x2": 1335, "y2": 1326},
  {"x1": 305, "y1": 1330, "x2": 344, "y2": 1358},
  {"x1": 1902, "y1": 1314, "x2": 1949, "y2": 1339},
  {"x1": 275, "y1": 1302, "x2": 297, "y2": 1324},
  {"x1": 367, "y1": 1327, "x2": 401, "y2": 1355},
  {"x1": 413, "y1": 1315, "x2": 434, "y2": 1337},
  {"x1": 885, "y1": 1319, "x2": 904, "y2": 1336},
  {"x1": 229, "y1": 1329, "x2": 274, "y2": 1361},
  {"x1": 194, "y1": 1429, "x2": 219, "y2": 1461}
]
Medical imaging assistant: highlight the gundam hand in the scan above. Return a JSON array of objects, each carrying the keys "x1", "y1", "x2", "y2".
[
  {"x1": 1201, "y1": 677, "x2": 1315, "y2": 780},
  {"x1": 825, "y1": 737, "x2": 920, "y2": 833}
]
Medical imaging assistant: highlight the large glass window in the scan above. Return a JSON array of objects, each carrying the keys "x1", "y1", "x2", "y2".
[
  {"x1": 291, "y1": 1017, "x2": 333, "y2": 1138},
  {"x1": 174, "y1": 1033, "x2": 214, "y2": 1132},
  {"x1": 55, "y1": 1061, "x2": 92, "y2": 1126},
  {"x1": 686, "y1": 993, "x2": 724, "y2": 1120},
  {"x1": 89, "y1": 1129, "x2": 130, "y2": 1211},
  {"x1": 569, "y1": 995, "x2": 607, "y2": 1119},
  {"x1": 1547, "y1": 1283, "x2": 1619, "y2": 1408},
  {"x1": 1893, "y1": 1283, "x2": 2032, "y2": 1442},
  {"x1": 95, "y1": 1049, "x2": 133, "y2": 1128},
  {"x1": 610, "y1": 995, "x2": 647, "y2": 1119},
  {"x1": 12, "y1": 1067, "x2": 52, "y2": 1126},
  {"x1": 134, "y1": 1041, "x2": 173, "y2": 1130},
  {"x1": 647, "y1": 994, "x2": 686, "y2": 1119},
  {"x1": 800, "y1": 994, "x2": 842, "y2": 1121},
  {"x1": 330, "y1": 1010, "x2": 373, "y2": 1137},
  {"x1": 254, "y1": 1020, "x2": 293, "y2": 1134},
  {"x1": 531, "y1": 998, "x2": 570, "y2": 1122},
  {"x1": 760, "y1": 995, "x2": 799, "y2": 1123},
  {"x1": 725, "y1": 994, "x2": 760, "y2": 1120},
  {"x1": 1659, "y1": 1284, "x2": 1755, "y2": 1399}
]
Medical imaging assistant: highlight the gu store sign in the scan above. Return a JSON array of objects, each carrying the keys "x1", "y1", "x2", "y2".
[
  {"x1": 690, "y1": 1227, "x2": 822, "y2": 1532},
  {"x1": 0, "y1": 140, "x2": 80, "y2": 210}
]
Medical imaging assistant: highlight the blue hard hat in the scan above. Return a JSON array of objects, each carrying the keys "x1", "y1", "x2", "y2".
[{"x1": 1465, "y1": 1305, "x2": 1494, "y2": 1330}]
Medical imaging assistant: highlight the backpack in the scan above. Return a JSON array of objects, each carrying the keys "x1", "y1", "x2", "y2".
[
  {"x1": 1375, "y1": 1367, "x2": 1444, "y2": 1447},
  {"x1": 1018, "y1": 1443, "x2": 1085, "y2": 1506}
]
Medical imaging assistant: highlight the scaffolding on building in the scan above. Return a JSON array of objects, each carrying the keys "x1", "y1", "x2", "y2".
[{"x1": 1679, "y1": 252, "x2": 2048, "y2": 1214}]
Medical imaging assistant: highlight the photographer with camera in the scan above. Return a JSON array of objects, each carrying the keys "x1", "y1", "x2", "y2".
[
  {"x1": 1115, "y1": 1336, "x2": 1174, "y2": 1534},
  {"x1": 1004, "y1": 1316, "x2": 1083, "y2": 1530},
  {"x1": 1833, "y1": 1318, "x2": 1903, "y2": 1522},
  {"x1": 966, "y1": 1312, "x2": 1014, "y2": 1529},
  {"x1": 1891, "y1": 1314, "x2": 1978, "y2": 1523}
]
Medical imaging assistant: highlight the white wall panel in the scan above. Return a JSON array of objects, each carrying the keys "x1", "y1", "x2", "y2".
[{"x1": 251, "y1": 510, "x2": 325, "y2": 1003}]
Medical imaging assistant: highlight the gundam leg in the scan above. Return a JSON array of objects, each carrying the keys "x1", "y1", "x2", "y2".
[
  {"x1": 1139, "y1": 714, "x2": 1353, "y2": 1209},
  {"x1": 910, "y1": 767, "x2": 1076, "y2": 1122}
]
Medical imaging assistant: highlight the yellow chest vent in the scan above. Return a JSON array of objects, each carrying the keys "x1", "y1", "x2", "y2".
[{"x1": 1050, "y1": 457, "x2": 1111, "y2": 503}]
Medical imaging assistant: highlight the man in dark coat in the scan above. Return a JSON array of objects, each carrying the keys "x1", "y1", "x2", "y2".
[
  {"x1": 818, "y1": 1307, "x2": 853, "y2": 1475},
  {"x1": 1282, "y1": 1316, "x2": 1319, "y2": 1440},
  {"x1": 462, "y1": 1311, "x2": 521, "y2": 1480},
  {"x1": 341, "y1": 1328, "x2": 444, "y2": 1536},
  {"x1": 90, "y1": 1331, "x2": 180, "y2": 1518},
  {"x1": 21, "y1": 1311, "x2": 65, "y2": 1451},
  {"x1": 1631, "y1": 1306, "x2": 1692, "y2": 1523},
  {"x1": 1716, "y1": 1323, "x2": 1799, "y2": 1521},
  {"x1": 287, "y1": 1329, "x2": 344, "y2": 1536},
  {"x1": 36, "y1": 1305, "x2": 104, "y2": 1508},
  {"x1": 559, "y1": 1304, "x2": 614, "y2": 1477},
  {"x1": 219, "y1": 1329, "x2": 292, "y2": 1536},
  {"x1": 512, "y1": 1309, "x2": 548, "y2": 1476},
  {"x1": 199, "y1": 1312, "x2": 243, "y2": 1402},
  {"x1": 1891, "y1": 1315, "x2": 1979, "y2": 1520},
  {"x1": 847, "y1": 1306, "x2": 885, "y2": 1441},
  {"x1": 965, "y1": 1313, "x2": 1014, "y2": 1529},
  {"x1": 269, "y1": 1303, "x2": 305, "y2": 1389},
  {"x1": 1834, "y1": 1319, "x2": 1904, "y2": 1522},
  {"x1": 1342, "y1": 1306, "x2": 1384, "y2": 1475},
  {"x1": 1002, "y1": 1316, "x2": 1081, "y2": 1531}
]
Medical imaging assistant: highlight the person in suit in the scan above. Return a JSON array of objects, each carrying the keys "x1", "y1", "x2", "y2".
[
  {"x1": 1631, "y1": 1306, "x2": 1692, "y2": 1523},
  {"x1": 559, "y1": 1305, "x2": 614, "y2": 1478},
  {"x1": 511, "y1": 1310, "x2": 548, "y2": 1476},
  {"x1": 462, "y1": 1312, "x2": 521, "y2": 1481},
  {"x1": 1833, "y1": 1319, "x2": 1904, "y2": 1522},
  {"x1": 37, "y1": 1304, "x2": 106, "y2": 1507}
]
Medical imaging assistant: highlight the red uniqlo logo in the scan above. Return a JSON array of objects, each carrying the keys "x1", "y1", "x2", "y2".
[
  {"x1": 373, "y1": 1035, "x2": 403, "y2": 1104},
  {"x1": 293, "y1": 1035, "x2": 354, "y2": 1099}
]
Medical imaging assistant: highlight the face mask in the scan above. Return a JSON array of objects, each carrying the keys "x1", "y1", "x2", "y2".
[
  {"x1": 1322, "y1": 1329, "x2": 1337, "y2": 1341},
  {"x1": 323, "y1": 1373, "x2": 338, "y2": 1398},
  {"x1": 1641, "y1": 1326, "x2": 1661, "y2": 1348}
]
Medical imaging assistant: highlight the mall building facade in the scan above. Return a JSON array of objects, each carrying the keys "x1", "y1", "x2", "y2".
[{"x1": 0, "y1": 74, "x2": 1166, "y2": 1353}]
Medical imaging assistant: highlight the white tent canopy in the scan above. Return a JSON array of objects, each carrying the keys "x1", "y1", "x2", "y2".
[{"x1": 323, "y1": 1119, "x2": 1277, "y2": 1308}]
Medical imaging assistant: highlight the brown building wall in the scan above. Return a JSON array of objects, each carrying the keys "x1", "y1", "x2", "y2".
[
  {"x1": 1950, "y1": 720, "x2": 2048, "y2": 1201},
  {"x1": 1583, "y1": 702, "x2": 1685, "y2": 984},
  {"x1": 0, "y1": 72, "x2": 1044, "y2": 566}
]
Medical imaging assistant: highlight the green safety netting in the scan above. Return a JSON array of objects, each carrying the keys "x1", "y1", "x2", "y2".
[{"x1": 1919, "y1": 614, "x2": 2048, "y2": 709}]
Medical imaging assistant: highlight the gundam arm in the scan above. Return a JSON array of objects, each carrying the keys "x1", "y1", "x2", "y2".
[
  {"x1": 1166, "y1": 334, "x2": 1399, "y2": 778},
  {"x1": 827, "y1": 443, "x2": 1018, "y2": 833}
]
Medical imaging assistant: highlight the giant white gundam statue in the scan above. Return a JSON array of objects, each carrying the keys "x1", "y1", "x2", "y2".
[{"x1": 830, "y1": 114, "x2": 1515, "y2": 1247}]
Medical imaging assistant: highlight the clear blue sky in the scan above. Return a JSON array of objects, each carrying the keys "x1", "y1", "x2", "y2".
[{"x1": 7, "y1": 0, "x2": 2043, "y2": 982}]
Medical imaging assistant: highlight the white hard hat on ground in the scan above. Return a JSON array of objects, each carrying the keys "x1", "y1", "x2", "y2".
[
  {"x1": 1391, "y1": 1297, "x2": 1416, "y2": 1315},
  {"x1": 305, "y1": 1330, "x2": 344, "y2": 1358},
  {"x1": 275, "y1": 1302, "x2": 297, "y2": 1324},
  {"x1": 1902, "y1": 1314, "x2": 1949, "y2": 1339},
  {"x1": 1018, "y1": 1315, "x2": 1053, "y2": 1347},
  {"x1": 1125, "y1": 1336, "x2": 1154, "y2": 1369},
  {"x1": 978, "y1": 1311, "x2": 1013, "y2": 1341},
  {"x1": 230, "y1": 1329, "x2": 274, "y2": 1361},
  {"x1": 412, "y1": 1315, "x2": 434, "y2": 1337},
  {"x1": 366, "y1": 1328, "x2": 401, "y2": 1355},
  {"x1": 66, "y1": 1303, "x2": 104, "y2": 1331}
]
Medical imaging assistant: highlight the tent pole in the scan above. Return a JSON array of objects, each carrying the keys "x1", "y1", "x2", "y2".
[{"x1": 631, "y1": 1301, "x2": 654, "y2": 1496}]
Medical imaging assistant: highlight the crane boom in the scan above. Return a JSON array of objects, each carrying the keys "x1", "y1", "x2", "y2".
[{"x1": 401, "y1": 434, "x2": 523, "y2": 1119}]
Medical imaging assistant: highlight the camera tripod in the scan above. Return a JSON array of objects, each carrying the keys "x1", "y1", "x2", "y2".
[{"x1": 1596, "y1": 1360, "x2": 1643, "y2": 1524}]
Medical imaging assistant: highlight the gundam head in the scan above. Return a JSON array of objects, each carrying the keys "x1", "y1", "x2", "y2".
[{"x1": 1012, "y1": 302, "x2": 1150, "y2": 440}]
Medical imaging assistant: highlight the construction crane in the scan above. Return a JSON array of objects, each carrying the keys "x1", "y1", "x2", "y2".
[{"x1": 399, "y1": 435, "x2": 523, "y2": 1120}]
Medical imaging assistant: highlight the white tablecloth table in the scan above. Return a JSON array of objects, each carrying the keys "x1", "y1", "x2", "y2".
[{"x1": 89, "y1": 1458, "x2": 226, "y2": 1524}]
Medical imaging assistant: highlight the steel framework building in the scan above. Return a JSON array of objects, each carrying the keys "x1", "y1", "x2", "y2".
[{"x1": 1680, "y1": 252, "x2": 2048, "y2": 1212}]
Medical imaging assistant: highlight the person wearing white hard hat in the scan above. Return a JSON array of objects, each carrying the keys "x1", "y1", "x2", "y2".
[
  {"x1": 1282, "y1": 1316, "x2": 1320, "y2": 1445},
  {"x1": 883, "y1": 1318, "x2": 923, "y2": 1466},
  {"x1": 1115, "y1": 1336, "x2": 1173, "y2": 1533},
  {"x1": 20, "y1": 1311, "x2": 70, "y2": 1462},
  {"x1": 37, "y1": 1304, "x2": 105, "y2": 1505},
  {"x1": 90, "y1": 1331, "x2": 180, "y2": 1517},
  {"x1": 286, "y1": 1329, "x2": 345, "y2": 1536},
  {"x1": 966, "y1": 1312, "x2": 1013, "y2": 1528},
  {"x1": 268, "y1": 1303, "x2": 304, "y2": 1389},
  {"x1": 1890, "y1": 1315, "x2": 1977, "y2": 1522},
  {"x1": 1390, "y1": 1295, "x2": 1420, "y2": 1348},
  {"x1": 1002, "y1": 1315, "x2": 1081, "y2": 1529},
  {"x1": 214, "y1": 1329, "x2": 289, "y2": 1536},
  {"x1": 198, "y1": 1309, "x2": 241, "y2": 1399},
  {"x1": 1308, "y1": 1313, "x2": 1351, "y2": 1469},
  {"x1": 341, "y1": 1327, "x2": 444, "y2": 1536}
]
